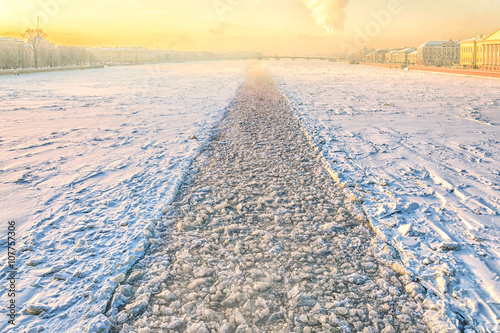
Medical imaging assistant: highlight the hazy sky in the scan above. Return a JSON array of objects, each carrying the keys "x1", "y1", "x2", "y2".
[{"x1": 1, "y1": 0, "x2": 499, "y2": 54}]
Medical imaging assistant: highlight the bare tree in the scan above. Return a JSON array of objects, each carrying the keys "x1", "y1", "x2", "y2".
[{"x1": 22, "y1": 23, "x2": 47, "y2": 68}]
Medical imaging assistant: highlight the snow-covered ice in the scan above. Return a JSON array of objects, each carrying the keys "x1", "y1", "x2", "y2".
[
  {"x1": 0, "y1": 61, "x2": 250, "y2": 332},
  {"x1": 265, "y1": 60, "x2": 500, "y2": 331},
  {"x1": 2, "y1": 59, "x2": 499, "y2": 332}
]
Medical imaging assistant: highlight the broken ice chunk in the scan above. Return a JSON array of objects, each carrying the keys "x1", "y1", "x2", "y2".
[{"x1": 439, "y1": 242, "x2": 459, "y2": 251}]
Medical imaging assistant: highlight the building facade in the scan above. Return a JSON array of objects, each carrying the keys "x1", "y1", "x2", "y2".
[
  {"x1": 407, "y1": 50, "x2": 418, "y2": 65},
  {"x1": 441, "y1": 40, "x2": 460, "y2": 66},
  {"x1": 460, "y1": 27, "x2": 500, "y2": 69},
  {"x1": 385, "y1": 50, "x2": 398, "y2": 63},
  {"x1": 88, "y1": 48, "x2": 213, "y2": 64},
  {"x1": 89, "y1": 47, "x2": 164, "y2": 64},
  {"x1": 396, "y1": 48, "x2": 416, "y2": 64},
  {"x1": 417, "y1": 40, "x2": 459, "y2": 66},
  {"x1": 460, "y1": 37, "x2": 482, "y2": 68},
  {"x1": 356, "y1": 47, "x2": 371, "y2": 62},
  {"x1": 366, "y1": 49, "x2": 387, "y2": 63},
  {"x1": 479, "y1": 27, "x2": 500, "y2": 70}
]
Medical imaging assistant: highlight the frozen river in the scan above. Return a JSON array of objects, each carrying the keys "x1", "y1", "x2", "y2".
[
  {"x1": 1, "y1": 60, "x2": 499, "y2": 332},
  {"x1": 0, "y1": 61, "x2": 250, "y2": 332}
]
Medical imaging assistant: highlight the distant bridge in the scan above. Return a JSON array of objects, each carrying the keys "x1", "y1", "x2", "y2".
[
  {"x1": 231, "y1": 55, "x2": 338, "y2": 62},
  {"x1": 257, "y1": 55, "x2": 337, "y2": 61}
]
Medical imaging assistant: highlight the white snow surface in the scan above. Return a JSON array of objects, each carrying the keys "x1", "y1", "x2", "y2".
[
  {"x1": 0, "y1": 61, "x2": 250, "y2": 332},
  {"x1": 265, "y1": 60, "x2": 500, "y2": 332}
]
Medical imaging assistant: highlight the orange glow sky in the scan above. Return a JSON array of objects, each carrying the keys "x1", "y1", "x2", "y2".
[{"x1": 0, "y1": 0, "x2": 499, "y2": 54}]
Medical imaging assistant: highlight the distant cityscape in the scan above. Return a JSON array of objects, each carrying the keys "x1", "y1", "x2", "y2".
[
  {"x1": 0, "y1": 26, "x2": 499, "y2": 71},
  {"x1": 354, "y1": 26, "x2": 499, "y2": 70},
  {"x1": 0, "y1": 33, "x2": 261, "y2": 70}
]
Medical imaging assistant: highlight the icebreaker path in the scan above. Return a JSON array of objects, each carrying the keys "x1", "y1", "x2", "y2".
[{"x1": 107, "y1": 67, "x2": 435, "y2": 333}]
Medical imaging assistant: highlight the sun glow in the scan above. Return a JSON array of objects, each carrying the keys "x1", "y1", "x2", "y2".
[{"x1": 0, "y1": 0, "x2": 499, "y2": 54}]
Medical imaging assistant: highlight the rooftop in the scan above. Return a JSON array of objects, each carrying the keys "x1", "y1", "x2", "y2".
[{"x1": 419, "y1": 40, "x2": 459, "y2": 48}]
